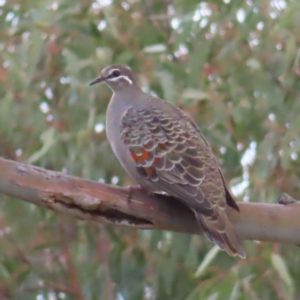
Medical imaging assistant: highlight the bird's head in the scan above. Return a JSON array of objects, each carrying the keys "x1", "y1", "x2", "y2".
[{"x1": 89, "y1": 64, "x2": 137, "y2": 91}]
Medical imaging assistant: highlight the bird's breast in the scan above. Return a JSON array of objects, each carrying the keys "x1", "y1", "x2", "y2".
[
  {"x1": 106, "y1": 102, "x2": 138, "y2": 178},
  {"x1": 106, "y1": 101, "x2": 125, "y2": 154}
]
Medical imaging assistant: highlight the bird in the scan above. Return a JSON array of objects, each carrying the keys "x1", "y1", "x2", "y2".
[{"x1": 89, "y1": 64, "x2": 246, "y2": 258}]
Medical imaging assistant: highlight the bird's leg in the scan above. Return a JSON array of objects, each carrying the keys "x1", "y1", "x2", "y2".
[
  {"x1": 126, "y1": 186, "x2": 169, "y2": 203},
  {"x1": 278, "y1": 193, "x2": 299, "y2": 205}
]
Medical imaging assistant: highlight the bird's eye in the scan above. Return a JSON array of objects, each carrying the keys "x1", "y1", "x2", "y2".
[{"x1": 112, "y1": 70, "x2": 120, "y2": 77}]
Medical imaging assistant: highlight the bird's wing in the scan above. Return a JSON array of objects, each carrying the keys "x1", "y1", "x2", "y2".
[
  {"x1": 120, "y1": 106, "x2": 245, "y2": 258},
  {"x1": 121, "y1": 106, "x2": 224, "y2": 214}
]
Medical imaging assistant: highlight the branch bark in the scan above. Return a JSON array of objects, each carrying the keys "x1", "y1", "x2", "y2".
[{"x1": 1, "y1": 156, "x2": 300, "y2": 244}]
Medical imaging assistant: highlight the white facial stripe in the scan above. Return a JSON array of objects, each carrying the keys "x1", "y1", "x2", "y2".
[{"x1": 108, "y1": 75, "x2": 132, "y2": 85}]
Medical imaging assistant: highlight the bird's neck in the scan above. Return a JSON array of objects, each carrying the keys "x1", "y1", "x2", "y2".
[{"x1": 111, "y1": 86, "x2": 143, "y2": 106}]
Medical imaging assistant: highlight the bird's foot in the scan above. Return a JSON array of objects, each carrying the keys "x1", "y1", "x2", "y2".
[
  {"x1": 278, "y1": 193, "x2": 299, "y2": 205},
  {"x1": 126, "y1": 185, "x2": 144, "y2": 203},
  {"x1": 126, "y1": 186, "x2": 170, "y2": 203}
]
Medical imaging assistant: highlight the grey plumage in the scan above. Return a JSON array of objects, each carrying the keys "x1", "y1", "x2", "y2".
[{"x1": 90, "y1": 64, "x2": 246, "y2": 258}]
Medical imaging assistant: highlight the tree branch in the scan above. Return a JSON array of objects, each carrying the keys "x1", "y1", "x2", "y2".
[{"x1": 1, "y1": 156, "x2": 300, "y2": 244}]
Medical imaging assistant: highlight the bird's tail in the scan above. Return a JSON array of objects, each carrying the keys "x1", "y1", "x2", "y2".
[{"x1": 194, "y1": 210, "x2": 246, "y2": 259}]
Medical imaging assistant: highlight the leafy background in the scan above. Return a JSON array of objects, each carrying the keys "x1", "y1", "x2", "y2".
[{"x1": 1, "y1": 0, "x2": 300, "y2": 299}]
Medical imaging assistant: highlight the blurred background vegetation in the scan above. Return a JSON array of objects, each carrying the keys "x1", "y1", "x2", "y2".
[{"x1": 0, "y1": 0, "x2": 300, "y2": 299}]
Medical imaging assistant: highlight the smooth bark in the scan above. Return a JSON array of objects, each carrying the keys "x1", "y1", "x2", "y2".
[{"x1": 1, "y1": 157, "x2": 300, "y2": 244}]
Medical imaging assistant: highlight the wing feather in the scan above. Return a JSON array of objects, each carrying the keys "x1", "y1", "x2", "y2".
[
  {"x1": 120, "y1": 106, "x2": 245, "y2": 258},
  {"x1": 121, "y1": 107, "x2": 221, "y2": 211}
]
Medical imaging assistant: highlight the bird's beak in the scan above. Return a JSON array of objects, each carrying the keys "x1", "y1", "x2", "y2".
[{"x1": 89, "y1": 76, "x2": 105, "y2": 86}]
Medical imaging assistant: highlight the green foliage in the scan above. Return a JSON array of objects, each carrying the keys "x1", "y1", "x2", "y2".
[{"x1": 1, "y1": 0, "x2": 300, "y2": 298}]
